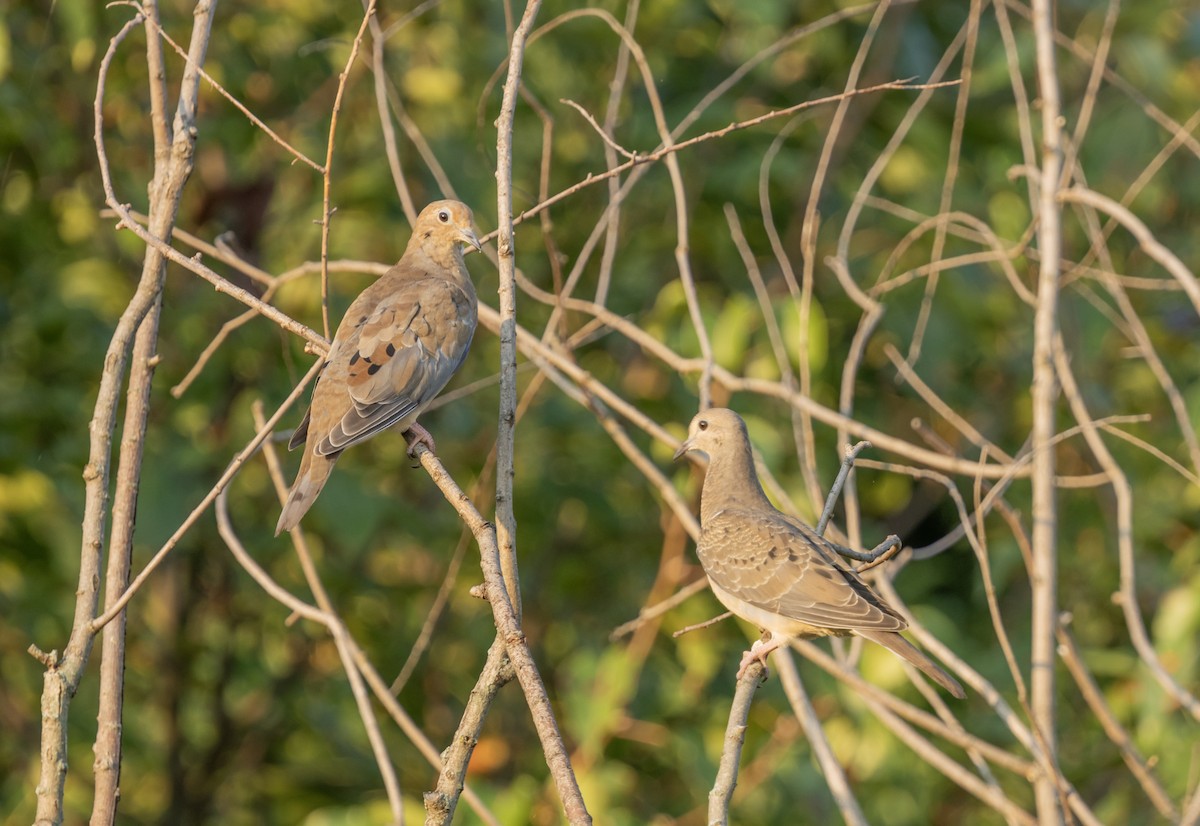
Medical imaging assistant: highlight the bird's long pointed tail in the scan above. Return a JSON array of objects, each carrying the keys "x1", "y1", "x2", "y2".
[
  {"x1": 275, "y1": 451, "x2": 337, "y2": 536},
  {"x1": 858, "y1": 628, "x2": 966, "y2": 699}
]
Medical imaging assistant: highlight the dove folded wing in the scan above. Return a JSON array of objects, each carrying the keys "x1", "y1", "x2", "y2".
[
  {"x1": 314, "y1": 278, "x2": 476, "y2": 456},
  {"x1": 697, "y1": 508, "x2": 907, "y2": 637}
]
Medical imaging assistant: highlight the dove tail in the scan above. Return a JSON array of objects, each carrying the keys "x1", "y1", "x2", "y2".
[
  {"x1": 275, "y1": 451, "x2": 337, "y2": 536},
  {"x1": 858, "y1": 629, "x2": 966, "y2": 699}
]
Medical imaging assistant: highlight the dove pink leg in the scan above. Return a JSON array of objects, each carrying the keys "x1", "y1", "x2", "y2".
[
  {"x1": 736, "y1": 634, "x2": 786, "y2": 680},
  {"x1": 404, "y1": 421, "x2": 437, "y2": 457}
]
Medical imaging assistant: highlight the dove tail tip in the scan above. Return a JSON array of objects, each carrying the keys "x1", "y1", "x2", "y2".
[
  {"x1": 276, "y1": 457, "x2": 337, "y2": 536},
  {"x1": 275, "y1": 484, "x2": 315, "y2": 536},
  {"x1": 937, "y1": 672, "x2": 967, "y2": 700},
  {"x1": 861, "y1": 629, "x2": 966, "y2": 699}
]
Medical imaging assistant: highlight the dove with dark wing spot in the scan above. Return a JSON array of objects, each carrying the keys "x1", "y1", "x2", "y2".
[
  {"x1": 276, "y1": 200, "x2": 481, "y2": 535},
  {"x1": 674, "y1": 408, "x2": 964, "y2": 698}
]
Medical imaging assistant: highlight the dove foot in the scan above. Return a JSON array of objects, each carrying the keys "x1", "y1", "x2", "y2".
[
  {"x1": 404, "y1": 422, "x2": 437, "y2": 457},
  {"x1": 736, "y1": 635, "x2": 783, "y2": 680}
]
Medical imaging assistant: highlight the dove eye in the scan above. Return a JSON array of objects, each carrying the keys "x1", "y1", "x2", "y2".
[
  {"x1": 698, "y1": 419, "x2": 708, "y2": 431},
  {"x1": 437, "y1": 210, "x2": 450, "y2": 223}
]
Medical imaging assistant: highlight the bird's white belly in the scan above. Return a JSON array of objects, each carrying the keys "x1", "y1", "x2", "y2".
[{"x1": 707, "y1": 577, "x2": 841, "y2": 640}]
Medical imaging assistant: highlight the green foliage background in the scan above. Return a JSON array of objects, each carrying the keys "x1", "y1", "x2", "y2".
[{"x1": 3, "y1": 0, "x2": 1200, "y2": 823}]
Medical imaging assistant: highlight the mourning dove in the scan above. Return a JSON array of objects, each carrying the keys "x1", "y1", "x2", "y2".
[
  {"x1": 674, "y1": 408, "x2": 965, "y2": 698},
  {"x1": 276, "y1": 200, "x2": 481, "y2": 535}
]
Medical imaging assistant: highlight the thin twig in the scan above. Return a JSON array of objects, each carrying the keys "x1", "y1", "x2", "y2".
[
  {"x1": 852, "y1": 536, "x2": 903, "y2": 573},
  {"x1": 1056, "y1": 185, "x2": 1200, "y2": 315},
  {"x1": 611, "y1": 577, "x2": 709, "y2": 641},
  {"x1": 215, "y1": 487, "x2": 405, "y2": 824},
  {"x1": 817, "y1": 440, "x2": 873, "y2": 535},
  {"x1": 594, "y1": 0, "x2": 639, "y2": 304},
  {"x1": 123, "y1": 0, "x2": 322, "y2": 171},
  {"x1": 1056, "y1": 617, "x2": 1178, "y2": 820},
  {"x1": 775, "y1": 652, "x2": 867, "y2": 826},
  {"x1": 672, "y1": 611, "x2": 733, "y2": 639},
  {"x1": 488, "y1": 79, "x2": 961, "y2": 245},
  {"x1": 905, "y1": 0, "x2": 982, "y2": 365},
  {"x1": 560, "y1": 97, "x2": 637, "y2": 159},
  {"x1": 90, "y1": 361, "x2": 322, "y2": 632},
  {"x1": 319, "y1": 0, "x2": 377, "y2": 338}
]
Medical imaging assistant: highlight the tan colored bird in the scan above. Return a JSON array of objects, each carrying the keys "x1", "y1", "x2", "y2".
[
  {"x1": 674, "y1": 408, "x2": 965, "y2": 698},
  {"x1": 276, "y1": 200, "x2": 481, "y2": 535}
]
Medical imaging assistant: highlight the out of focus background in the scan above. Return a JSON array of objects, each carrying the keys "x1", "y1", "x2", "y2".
[{"x1": 3, "y1": 1, "x2": 1200, "y2": 823}]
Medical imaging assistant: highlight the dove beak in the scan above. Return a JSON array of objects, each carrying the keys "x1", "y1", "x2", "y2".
[
  {"x1": 458, "y1": 228, "x2": 482, "y2": 254},
  {"x1": 672, "y1": 438, "x2": 693, "y2": 462}
]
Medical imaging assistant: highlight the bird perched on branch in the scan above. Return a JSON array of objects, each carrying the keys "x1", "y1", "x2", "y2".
[
  {"x1": 673, "y1": 408, "x2": 965, "y2": 698},
  {"x1": 276, "y1": 200, "x2": 481, "y2": 535}
]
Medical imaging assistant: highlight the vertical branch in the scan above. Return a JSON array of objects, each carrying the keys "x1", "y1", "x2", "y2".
[
  {"x1": 492, "y1": 0, "x2": 543, "y2": 617},
  {"x1": 319, "y1": 0, "x2": 377, "y2": 338},
  {"x1": 804, "y1": 0, "x2": 890, "y2": 517},
  {"x1": 1029, "y1": 0, "x2": 1064, "y2": 821},
  {"x1": 90, "y1": 306, "x2": 162, "y2": 826},
  {"x1": 594, "y1": 0, "x2": 640, "y2": 306},
  {"x1": 94, "y1": 1, "x2": 217, "y2": 814},
  {"x1": 904, "y1": 0, "x2": 981, "y2": 365},
  {"x1": 368, "y1": 21, "x2": 612, "y2": 803},
  {"x1": 367, "y1": 7, "x2": 418, "y2": 226},
  {"x1": 424, "y1": 639, "x2": 514, "y2": 825},
  {"x1": 708, "y1": 665, "x2": 765, "y2": 825},
  {"x1": 91, "y1": 1, "x2": 174, "y2": 815},
  {"x1": 35, "y1": 4, "x2": 215, "y2": 822}
]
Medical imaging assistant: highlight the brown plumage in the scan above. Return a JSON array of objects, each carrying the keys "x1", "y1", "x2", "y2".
[
  {"x1": 674, "y1": 408, "x2": 964, "y2": 698},
  {"x1": 276, "y1": 200, "x2": 481, "y2": 535}
]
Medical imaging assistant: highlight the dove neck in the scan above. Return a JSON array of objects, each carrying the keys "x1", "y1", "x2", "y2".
[
  {"x1": 699, "y1": 440, "x2": 773, "y2": 522},
  {"x1": 405, "y1": 241, "x2": 470, "y2": 284}
]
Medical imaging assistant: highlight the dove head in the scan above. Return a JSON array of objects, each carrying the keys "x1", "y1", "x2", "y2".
[
  {"x1": 674, "y1": 407, "x2": 771, "y2": 519},
  {"x1": 408, "y1": 200, "x2": 482, "y2": 266},
  {"x1": 673, "y1": 407, "x2": 751, "y2": 464}
]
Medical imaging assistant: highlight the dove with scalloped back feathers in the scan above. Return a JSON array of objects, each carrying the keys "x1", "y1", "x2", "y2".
[{"x1": 276, "y1": 200, "x2": 481, "y2": 535}]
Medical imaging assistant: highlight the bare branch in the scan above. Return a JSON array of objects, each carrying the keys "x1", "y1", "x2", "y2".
[
  {"x1": 775, "y1": 653, "x2": 867, "y2": 826},
  {"x1": 708, "y1": 663, "x2": 765, "y2": 825},
  {"x1": 1057, "y1": 185, "x2": 1200, "y2": 315},
  {"x1": 493, "y1": 0, "x2": 541, "y2": 623},
  {"x1": 319, "y1": 0, "x2": 377, "y2": 337},
  {"x1": 409, "y1": 440, "x2": 591, "y2": 824},
  {"x1": 1056, "y1": 617, "x2": 1178, "y2": 820},
  {"x1": 90, "y1": 361, "x2": 322, "y2": 632},
  {"x1": 1029, "y1": 2, "x2": 1066, "y2": 819}
]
